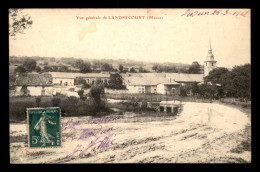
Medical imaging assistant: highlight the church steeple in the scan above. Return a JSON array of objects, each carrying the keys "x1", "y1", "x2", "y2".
[
  {"x1": 204, "y1": 40, "x2": 217, "y2": 76},
  {"x1": 207, "y1": 40, "x2": 214, "y2": 61}
]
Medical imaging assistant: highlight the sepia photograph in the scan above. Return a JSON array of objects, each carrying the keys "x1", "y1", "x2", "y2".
[{"x1": 9, "y1": 8, "x2": 251, "y2": 164}]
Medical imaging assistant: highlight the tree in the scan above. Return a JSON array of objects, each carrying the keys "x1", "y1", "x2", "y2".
[
  {"x1": 198, "y1": 84, "x2": 217, "y2": 99},
  {"x1": 119, "y1": 65, "x2": 124, "y2": 72},
  {"x1": 139, "y1": 66, "x2": 144, "y2": 73},
  {"x1": 75, "y1": 78, "x2": 91, "y2": 89},
  {"x1": 178, "y1": 68, "x2": 188, "y2": 73},
  {"x1": 43, "y1": 66, "x2": 52, "y2": 72},
  {"x1": 23, "y1": 59, "x2": 36, "y2": 72},
  {"x1": 79, "y1": 63, "x2": 92, "y2": 73},
  {"x1": 191, "y1": 83, "x2": 199, "y2": 96},
  {"x1": 9, "y1": 9, "x2": 33, "y2": 38},
  {"x1": 15, "y1": 65, "x2": 26, "y2": 73},
  {"x1": 35, "y1": 66, "x2": 41, "y2": 73},
  {"x1": 77, "y1": 90, "x2": 84, "y2": 99},
  {"x1": 130, "y1": 68, "x2": 136, "y2": 73},
  {"x1": 52, "y1": 66, "x2": 58, "y2": 72},
  {"x1": 58, "y1": 66, "x2": 69, "y2": 72},
  {"x1": 20, "y1": 85, "x2": 30, "y2": 96},
  {"x1": 204, "y1": 64, "x2": 251, "y2": 99},
  {"x1": 180, "y1": 85, "x2": 188, "y2": 97},
  {"x1": 188, "y1": 62, "x2": 201, "y2": 74},
  {"x1": 108, "y1": 73, "x2": 125, "y2": 89},
  {"x1": 51, "y1": 98, "x2": 61, "y2": 107},
  {"x1": 35, "y1": 97, "x2": 41, "y2": 107},
  {"x1": 152, "y1": 64, "x2": 158, "y2": 71},
  {"x1": 101, "y1": 63, "x2": 112, "y2": 71},
  {"x1": 205, "y1": 67, "x2": 229, "y2": 84},
  {"x1": 89, "y1": 82, "x2": 105, "y2": 112},
  {"x1": 230, "y1": 64, "x2": 251, "y2": 99},
  {"x1": 75, "y1": 78, "x2": 86, "y2": 85},
  {"x1": 74, "y1": 59, "x2": 84, "y2": 68}
]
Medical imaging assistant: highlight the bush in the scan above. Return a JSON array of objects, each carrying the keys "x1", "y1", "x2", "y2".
[
  {"x1": 83, "y1": 83, "x2": 90, "y2": 89},
  {"x1": 9, "y1": 101, "x2": 35, "y2": 122},
  {"x1": 51, "y1": 98, "x2": 61, "y2": 107},
  {"x1": 20, "y1": 86, "x2": 30, "y2": 96},
  {"x1": 89, "y1": 83, "x2": 106, "y2": 113},
  {"x1": 35, "y1": 97, "x2": 41, "y2": 107},
  {"x1": 242, "y1": 104, "x2": 250, "y2": 108},
  {"x1": 15, "y1": 65, "x2": 26, "y2": 73},
  {"x1": 60, "y1": 96, "x2": 79, "y2": 116},
  {"x1": 77, "y1": 90, "x2": 84, "y2": 99},
  {"x1": 180, "y1": 86, "x2": 188, "y2": 97}
]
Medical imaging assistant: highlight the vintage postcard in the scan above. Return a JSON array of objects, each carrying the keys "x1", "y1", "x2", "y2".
[{"x1": 9, "y1": 8, "x2": 251, "y2": 164}]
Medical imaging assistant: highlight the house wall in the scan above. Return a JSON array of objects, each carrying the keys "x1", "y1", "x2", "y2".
[
  {"x1": 165, "y1": 85, "x2": 180, "y2": 95},
  {"x1": 53, "y1": 78, "x2": 74, "y2": 86},
  {"x1": 157, "y1": 84, "x2": 180, "y2": 95},
  {"x1": 104, "y1": 88, "x2": 129, "y2": 94},
  {"x1": 14, "y1": 86, "x2": 53, "y2": 96},
  {"x1": 14, "y1": 86, "x2": 22, "y2": 96},
  {"x1": 82, "y1": 77, "x2": 110, "y2": 85},
  {"x1": 151, "y1": 86, "x2": 157, "y2": 93},
  {"x1": 157, "y1": 84, "x2": 165, "y2": 94},
  {"x1": 127, "y1": 85, "x2": 144, "y2": 93},
  {"x1": 126, "y1": 85, "x2": 157, "y2": 94}
]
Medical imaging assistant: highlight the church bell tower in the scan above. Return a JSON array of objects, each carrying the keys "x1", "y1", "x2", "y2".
[{"x1": 204, "y1": 41, "x2": 217, "y2": 76}]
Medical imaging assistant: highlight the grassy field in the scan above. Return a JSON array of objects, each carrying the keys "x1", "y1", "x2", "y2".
[
  {"x1": 9, "y1": 95, "x2": 68, "y2": 103},
  {"x1": 9, "y1": 94, "x2": 251, "y2": 123}
]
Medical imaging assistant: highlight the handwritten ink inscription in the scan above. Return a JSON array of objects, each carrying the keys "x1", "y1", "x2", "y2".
[
  {"x1": 181, "y1": 9, "x2": 249, "y2": 17},
  {"x1": 62, "y1": 116, "x2": 123, "y2": 158},
  {"x1": 65, "y1": 133, "x2": 116, "y2": 159}
]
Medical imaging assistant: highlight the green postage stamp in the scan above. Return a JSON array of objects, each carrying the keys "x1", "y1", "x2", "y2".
[{"x1": 27, "y1": 107, "x2": 61, "y2": 148}]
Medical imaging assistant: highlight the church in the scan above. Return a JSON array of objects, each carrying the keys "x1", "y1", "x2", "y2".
[{"x1": 204, "y1": 42, "x2": 217, "y2": 76}]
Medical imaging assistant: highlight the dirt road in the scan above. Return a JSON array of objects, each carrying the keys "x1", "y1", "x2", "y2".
[{"x1": 10, "y1": 102, "x2": 251, "y2": 163}]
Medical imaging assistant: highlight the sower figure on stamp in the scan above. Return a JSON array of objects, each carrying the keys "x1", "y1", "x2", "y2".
[{"x1": 34, "y1": 112, "x2": 56, "y2": 146}]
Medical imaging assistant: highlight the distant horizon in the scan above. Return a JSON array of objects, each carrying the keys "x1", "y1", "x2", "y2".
[
  {"x1": 9, "y1": 55, "x2": 251, "y2": 69},
  {"x1": 9, "y1": 9, "x2": 250, "y2": 69}
]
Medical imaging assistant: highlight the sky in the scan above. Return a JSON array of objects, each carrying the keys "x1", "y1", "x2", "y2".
[{"x1": 9, "y1": 9, "x2": 251, "y2": 68}]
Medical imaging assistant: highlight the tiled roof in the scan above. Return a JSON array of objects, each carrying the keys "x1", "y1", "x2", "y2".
[
  {"x1": 48, "y1": 72, "x2": 110, "y2": 79},
  {"x1": 79, "y1": 73, "x2": 110, "y2": 78},
  {"x1": 122, "y1": 73, "x2": 204, "y2": 83},
  {"x1": 14, "y1": 74, "x2": 53, "y2": 86},
  {"x1": 125, "y1": 77, "x2": 171, "y2": 86},
  {"x1": 165, "y1": 73, "x2": 204, "y2": 82},
  {"x1": 160, "y1": 80, "x2": 180, "y2": 85},
  {"x1": 47, "y1": 72, "x2": 82, "y2": 79}
]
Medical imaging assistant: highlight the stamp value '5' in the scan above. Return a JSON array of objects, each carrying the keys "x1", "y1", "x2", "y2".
[{"x1": 27, "y1": 107, "x2": 61, "y2": 148}]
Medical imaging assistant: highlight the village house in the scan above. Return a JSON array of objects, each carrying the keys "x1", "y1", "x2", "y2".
[
  {"x1": 123, "y1": 76, "x2": 180, "y2": 95},
  {"x1": 165, "y1": 73, "x2": 204, "y2": 85},
  {"x1": 11, "y1": 74, "x2": 54, "y2": 96},
  {"x1": 79, "y1": 73, "x2": 110, "y2": 85},
  {"x1": 122, "y1": 73, "x2": 203, "y2": 84},
  {"x1": 121, "y1": 73, "x2": 205, "y2": 95},
  {"x1": 47, "y1": 72, "x2": 80, "y2": 86},
  {"x1": 47, "y1": 72, "x2": 110, "y2": 86},
  {"x1": 157, "y1": 81, "x2": 180, "y2": 95}
]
